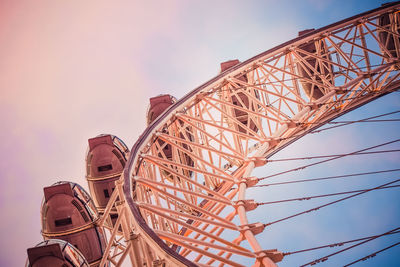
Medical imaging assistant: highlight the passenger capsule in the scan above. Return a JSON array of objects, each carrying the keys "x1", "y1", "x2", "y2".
[
  {"x1": 41, "y1": 181, "x2": 106, "y2": 267},
  {"x1": 147, "y1": 95, "x2": 177, "y2": 160},
  {"x1": 146, "y1": 94, "x2": 194, "y2": 180},
  {"x1": 147, "y1": 94, "x2": 178, "y2": 126},
  {"x1": 378, "y1": 10, "x2": 400, "y2": 62},
  {"x1": 86, "y1": 134, "x2": 129, "y2": 224},
  {"x1": 26, "y1": 239, "x2": 89, "y2": 267},
  {"x1": 220, "y1": 59, "x2": 258, "y2": 133},
  {"x1": 297, "y1": 29, "x2": 333, "y2": 100}
]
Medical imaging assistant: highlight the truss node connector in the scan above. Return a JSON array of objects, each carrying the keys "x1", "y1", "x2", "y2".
[
  {"x1": 152, "y1": 259, "x2": 166, "y2": 267},
  {"x1": 238, "y1": 232, "x2": 246, "y2": 242},
  {"x1": 361, "y1": 71, "x2": 373, "y2": 79},
  {"x1": 170, "y1": 114, "x2": 178, "y2": 122},
  {"x1": 239, "y1": 222, "x2": 265, "y2": 236},
  {"x1": 284, "y1": 120, "x2": 298, "y2": 128},
  {"x1": 195, "y1": 91, "x2": 208, "y2": 101},
  {"x1": 255, "y1": 249, "x2": 284, "y2": 263},
  {"x1": 233, "y1": 199, "x2": 258, "y2": 211},
  {"x1": 307, "y1": 102, "x2": 321, "y2": 110},
  {"x1": 174, "y1": 113, "x2": 183, "y2": 119},
  {"x1": 333, "y1": 87, "x2": 348, "y2": 94},
  {"x1": 388, "y1": 58, "x2": 400, "y2": 64},
  {"x1": 115, "y1": 200, "x2": 125, "y2": 206},
  {"x1": 115, "y1": 178, "x2": 126, "y2": 187},
  {"x1": 129, "y1": 232, "x2": 139, "y2": 241},
  {"x1": 267, "y1": 138, "x2": 279, "y2": 147},
  {"x1": 236, "y1": 176, "x2": 259, "y2": 187},
  {"x1": 247, "y1": 156, "x2": 267, "y2": 167}
]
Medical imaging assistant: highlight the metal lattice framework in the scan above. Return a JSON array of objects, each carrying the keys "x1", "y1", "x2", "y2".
[{"x1": 96, "y1": 3, "x2": 400, "y2": 267}]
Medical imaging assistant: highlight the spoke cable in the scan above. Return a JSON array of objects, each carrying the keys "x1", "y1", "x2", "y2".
[
  {"x1": 257, "y1": 184, "x2": 400, "y2": 205},
  {"x1": 327, "y1": 118, "x2": 400, "y2": 123},
  {"x1": 343, "y1": 241, "x2": 400, "y2": 267},
  {"x1": 258, "y1": 138, "x2": 400, "y2": 181},
  {"x1": 299, "y1": 227, "x2": 400, "y2": 267},
  {"x1": 254, "y1": 168, "x2": 400, "y2": 187},
  {"x1": 283, "y1": 230, "x2": 400, "y2": 256},
  {"x1": 265, "y1": 149, "x2": 400, "y2": 163},
  {"x1": 268, "y1": 109, "x2": 400, "y2": 148},
  {"x1": 263, "y1": 178, "x2": 400, "y2": 227},
  {"x1": 310, "y1": 110, "x2": 400, "y2": 133}
]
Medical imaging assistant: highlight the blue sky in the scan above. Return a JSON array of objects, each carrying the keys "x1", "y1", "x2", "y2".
[{"x1": 0, "y1": 0, "x2": 399, "y2": 266}]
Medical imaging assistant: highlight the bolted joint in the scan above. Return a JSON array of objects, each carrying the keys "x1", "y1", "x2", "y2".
[
  {"x1": 361, "y1": 71, "x2": 372, "y2": 78},
  {"x1": 115, "y1": 177, "x2": 125, "y2": 186},
  {"x1": 195, "y1": 91, "x2": 208, "y2": 101},
  {"x1": 247, "y1": 157, "x2": 267, "y2": 167},
  {"x1": 152, "y1": 259, "x2": 165, "y2": 267},
  {"x1": 307, "y1": 102, "x2": 321, "y2": 110},
  {"x1": 267, "y1": 138, "x2": 279, "y2": 147},
  {"x1": 285, "y1": 120, "x2": 298, "y2": 128},
  {"x1": 239, "y1": 222, "x2": 265, "y2": 236},
  {"x1": 333, "y1": 86, "x2": 348, "y2": 94},
  {"x1": 256, "y1": 249, "x2": 284, "y2": 263},
  {"x1": 115, "y1": 200, "x2": 125, "y2": 206},
  {"x1": 129, "y1": 232, "x2": 139, "y2": 241},
  {"x1": 233, "y1": 199, "x2": 258, "y2": 211}
]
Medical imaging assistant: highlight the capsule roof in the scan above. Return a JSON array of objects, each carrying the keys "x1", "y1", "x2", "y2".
[
  {"x1": 41, "y1": 181, "x2": 99, "y2": 231},
  {"x1": 26, "y1": 239, "x2": 89, "y2": 267},
  {"x1": 146, "y1": 94, "x2": 177, "y2": 125},
  {"x1": 87, "y1": 134, "x2": 129, "y2": 160},
  {"x1": 220, "y1": 59, "x2": 240, "y2": 72}
]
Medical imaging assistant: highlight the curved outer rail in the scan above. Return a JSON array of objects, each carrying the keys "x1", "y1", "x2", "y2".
[{"x1": 123, "y1": 2, "x2": 400, "y2": 266}]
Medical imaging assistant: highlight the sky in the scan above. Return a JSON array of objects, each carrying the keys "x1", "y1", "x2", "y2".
[{"x1": 0, "y1": 0, "x2": 399, "y2": 266}]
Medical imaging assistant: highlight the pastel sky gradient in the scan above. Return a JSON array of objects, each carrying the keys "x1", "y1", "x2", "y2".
[{"x1": 0, "y1": 0, "x2": 399, "y2": 266}]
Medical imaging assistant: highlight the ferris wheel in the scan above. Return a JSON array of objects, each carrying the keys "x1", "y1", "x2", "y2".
[{"x1": 26, "y1": 2, "x2": 400, "y2": 267}]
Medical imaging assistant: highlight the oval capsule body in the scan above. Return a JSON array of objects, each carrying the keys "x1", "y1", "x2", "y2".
[
  {"x1": 147, "y1": 95, "x2": 177, "y2": 159},
  {"x1": 41, "y1": 181, "x2": 106, "y2": 266},
  {"x1": 220, "y1": 59, "x2": 259, "y2": 133},
  {"x1": 147, "y1": 94, "x2": 194, "y2": 181},
  {"x1": 297, "y1": 29, "x2": 334, "y2": 100},
  {"x1": 86, "y1": 134, "x2": 129, "y2": 222},
  {"x1": 378, "y1": 11, "x2": 400, "y2": 62}
]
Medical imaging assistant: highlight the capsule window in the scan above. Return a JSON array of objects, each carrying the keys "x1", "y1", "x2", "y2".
[
  {"x1": 104, "y1": 189, "x2": 110, "y2": 198},
  {"x1": 98, "y1": 164, "x2": 112, "y2": 172},
  {"x1": 112, "y1": 149, "x2": 122, "y2": 159},
  {"x1": 71, "y1": 199, "x2": 83, "y2": 211},
  {"x1": 119, "y1": 158, "x2": 125, "y2": 167},
  {"x1": 80, "y1": 211, "x2": 89, "y2": 222},
  {"x1": 55, "y1": 217, "x2": 72, "y2": 227},
  {"x1": 112, "y1": 149, "x2": 126, "y2": 167}
]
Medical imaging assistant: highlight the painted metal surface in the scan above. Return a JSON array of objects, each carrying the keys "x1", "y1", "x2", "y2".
[{"x1": 122, "y1": 2, "x2": 400, "y2": 266}]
